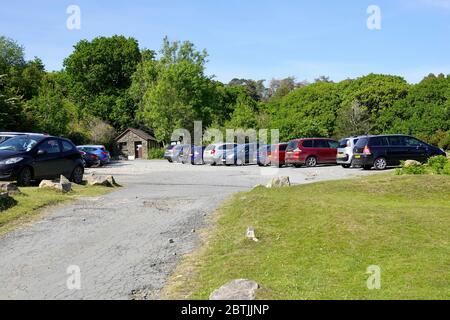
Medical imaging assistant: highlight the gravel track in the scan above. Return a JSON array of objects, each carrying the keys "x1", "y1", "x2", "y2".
[{"x1": 0, "y1": 160, "x2": 382, "y2": 299}]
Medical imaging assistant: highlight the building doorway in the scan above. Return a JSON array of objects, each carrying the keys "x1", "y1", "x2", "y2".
[{"x1": 134, "y1": 141, "x2": 143, "y2": 159}]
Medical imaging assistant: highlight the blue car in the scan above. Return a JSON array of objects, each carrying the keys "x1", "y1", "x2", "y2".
[
  {"x1": 77, "y1": 145, "x2": 111, "y2": 165},
  {"x1": 189, "y1": 146, "x2": 206, "y2": 165}
]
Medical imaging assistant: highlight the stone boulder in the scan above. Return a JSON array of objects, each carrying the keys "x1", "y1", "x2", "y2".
[
  {"x1": 209, "y1": 279, "x2": 260, "y2": 300},
  {"x1": 403, "y1": 160, "x2": 422, "y2": 167},
  {"x1": 84, "y1": 174, "x2": 118, "y2": 187},
  {"x1": 0, "y1": 182, "x2": 21, "y2": 195},
  {"x1": 0, "y1": 192, "x2": 16, "y2": 211},
  {"x1": 39, "y1": 175, "x2": 72, "y2": 193},
  {"x1": 266, "y1": 176, "x2": 291, "y2": 188}
]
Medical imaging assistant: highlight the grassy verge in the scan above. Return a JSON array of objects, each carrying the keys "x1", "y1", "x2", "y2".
[
  {"x1": 0, "y1": 184, "x2": 114, "y2": 236},
  {"x1": 163, "y1": 174, "x2": 450, "y2": 300}
]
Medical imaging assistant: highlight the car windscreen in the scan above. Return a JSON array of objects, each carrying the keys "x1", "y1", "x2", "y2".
[
  {"x1": 286, "y1": 141, "x2": 298, "y2": 152},
  {"x1": 0, "y1": 136, "x2": 12, "y2": 144},
  {"x1": 338, "y1": 139, "x2": 349, "y2": 148},
  {"x1": 0, "y1": 136, "x2": 40, "y2": 152},
  {"x1": 355, "y1": 138, "x2": 369, "y2": 148}
]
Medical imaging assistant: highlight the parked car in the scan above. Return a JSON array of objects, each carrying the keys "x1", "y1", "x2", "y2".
[
  {"x1": 224, "y1": 144, "x2": 259, "y2": 166},
  {"x1": 78, "y1": 149, "x2": 101, "y2": 168},
  {"x1": 184, "y1": 146, "x2": 206, "y2": 165},
  {"x1": 270, "y1": 143, "x2": 289, "y2": 167},
  {"x1": 353, "y1": 134, "x2": 447, "y2": 170},
  {"x1": 176, "y1": 144, "x2": 194, "y2": 163},
  {"x1": 164, "y1": 145, "x2": 176, "y2": 162},
  {"x1": 0, "y1": 135, "x2": 84, "y2": 186},
  {"x1": 169, "y1": 144, "x2": 183, "y2": 163},
  {"x1": 337, "y1": 136, "x2": 361, "y2": 168},
  {"x1": 77, "y1": 145, "x2": 110, "y2": 165},
  {"x1": 285, "y1": 138, "x2": 339, "y2": 167},
  {"x1": 257, "y1": 145, "x2": 272, "y2": 167},
  {"x1": 0, "y1": 132, "x2": 47, "y2": 144},
  {"x1": 204, "y1": 143, "x2": 237, "y2": 166}
]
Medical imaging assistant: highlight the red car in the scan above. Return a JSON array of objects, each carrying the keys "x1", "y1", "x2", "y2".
[
  {"x1": 270, "y1": 143, "x2": 289, "y2": 167},
  {"x1": 285, "y1": 138, "x2": 339, "y2": 167}
]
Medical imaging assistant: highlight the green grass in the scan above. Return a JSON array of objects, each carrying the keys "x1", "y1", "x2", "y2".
[
  {"x1": 163, "y1": 174, "x2": 450, "y2": 300},
  {"x1": 0, "y1": 184, "x2": 114, "y2": 236}
]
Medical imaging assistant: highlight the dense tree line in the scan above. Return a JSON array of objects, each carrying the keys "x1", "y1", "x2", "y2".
[{"x1": 1, "y1": 35, "x2": 449, "y2": 150}]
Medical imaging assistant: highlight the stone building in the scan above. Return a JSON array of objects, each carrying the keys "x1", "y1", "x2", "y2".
[{"x1": 114, "y1": 128, "x2": 160, "y2": 160}]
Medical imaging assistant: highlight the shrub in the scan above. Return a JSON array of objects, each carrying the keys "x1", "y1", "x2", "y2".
[
  {"x1": 443, "y1": 163, "x2": 450, "y2": 176},
  {"x1": 396, "y1": 163, "x2": 427, "y2": 175},
  {"x1": 148, "y1": 148, "x2": 165, "y2": 160},
  {"x1": 427, "y1": 155, "x2": 449, "y2": 174}
]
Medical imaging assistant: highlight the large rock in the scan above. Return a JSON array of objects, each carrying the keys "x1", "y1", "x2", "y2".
[
  {"x1": 209, "y1": 279, "x2": 260, "y2": 300},
  {"x1": 403, "y1": 160, "x2": 422, "y2": 167},
  {"x1": 266, "y1": 176, "x2": 291, "y2": 188},
  {"x1": 0, "y1": 192, "x2": 16, "y2": 211},
  {"x1": 0, "y1": 182, "x2": 21, "y2": 195},
  {"x1": 39, "y1": 176, "x2": 72, "y2": 193},
  {"x1": 84, "y1": 174, "x2": 118, "y2": 187}
]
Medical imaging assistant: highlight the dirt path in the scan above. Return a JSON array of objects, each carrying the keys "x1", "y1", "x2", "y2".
[{"x1": 0, "y1": 161, "x2": 382, "y2": 299}]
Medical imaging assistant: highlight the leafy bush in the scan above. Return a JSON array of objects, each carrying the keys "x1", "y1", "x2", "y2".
[
  {"x1": 396, "y1": 162, "x2": 427, "y2": 175},
  {"x1": 148, "y1": 148, "x2": 165, "y2": 160},
  {"x1": 443, "y1": 163, "x2": 450, "y2": 175},
  {"x1": 427, "y1": 155, "x2": 449, "y2": 174}
]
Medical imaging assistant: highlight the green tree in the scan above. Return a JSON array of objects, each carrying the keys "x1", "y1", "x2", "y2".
[
  {"x1": 385, "y1": 74, "x2": 450, "y2": 136},
  {"x1": 25, "y1": 73, "x2": 72, "y2": 136},
  {"x1": 225, "y1": 94, "x2": 259, "y2": 130},
  {"x1": 0, "y1": 74, "x2": 22, "y2": 130},
  {"x1": 335, "y1": 100, "x2": 373, "y2": 137},
  {"x1": 271, "y1": 82, "x2": 342, "y2": 141},
  {"x1": 63, "y1": 35, "x2": 142, "y2": 129},
  {"x1": 136, "y1": 38, "x2": 220, "y2": 142}
]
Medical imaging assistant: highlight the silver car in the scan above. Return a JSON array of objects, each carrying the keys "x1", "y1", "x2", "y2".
[
  {"x1": 203, "y1": 143, "x2": 237, "y2": 166},
  {"x1": 337, "y1": 136, "x2": 362, "y2": 168}
]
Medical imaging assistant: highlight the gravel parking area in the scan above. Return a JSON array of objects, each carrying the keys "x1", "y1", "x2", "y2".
[{"x1": 0, "y1": 160, "x2": 383, "y2": 300}]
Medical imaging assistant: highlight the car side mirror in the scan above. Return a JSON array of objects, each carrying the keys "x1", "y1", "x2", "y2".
[{"x1": 37, "y1": 149, "x2": 47, "y2": 156}]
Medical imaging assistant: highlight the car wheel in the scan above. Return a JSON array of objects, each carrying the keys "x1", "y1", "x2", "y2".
[
  {"x1": 71, "y1": 166, "x2": 84, "y2": 184},
  {"x1": 305, "y1": 156, "x2": 318, "y2": 168},
  {"x1": 17, "y1": 167, "x2": 33, "y2": 187},
  {"x1": 374, "y1": 157, "x2": 388, "y2": 170}
]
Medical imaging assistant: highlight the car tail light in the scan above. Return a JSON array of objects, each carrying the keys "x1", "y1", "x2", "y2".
[
  {"x1": 80, "y1": 151, "x2": 86, "y2": 156},
  {"x1": 363, "y1": 146, "x2": 372, "y2": 155},
  {"x1": 211, "y1": 149, "x2": 216, "y2": 155},
  {"x1": 101, "y1": 152, "x2": 108, "y2": 155},
  {"x1": 90, "y1": 155, "x2": 98, "y2": 160}
]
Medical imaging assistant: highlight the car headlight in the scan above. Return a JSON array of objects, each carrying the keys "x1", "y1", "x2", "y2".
[{"x1": 0, "y1": 157, "x2": 24, "y2": 165}]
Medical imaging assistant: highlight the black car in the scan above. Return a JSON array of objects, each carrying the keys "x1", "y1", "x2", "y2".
[
  {"x1": 78, "y1": 149, "x2": 101, "y2": 168},
  {"x1": 353, "y1": 135, "x2": 446, "y2": 170},
  {"x1": 0, "y1": 135, "x2": 84, "y2": 186}
]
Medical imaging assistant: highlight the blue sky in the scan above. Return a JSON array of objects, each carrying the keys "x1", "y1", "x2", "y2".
[{"x1": 1, "y1": 0, "x2": 449, "y2": 83}]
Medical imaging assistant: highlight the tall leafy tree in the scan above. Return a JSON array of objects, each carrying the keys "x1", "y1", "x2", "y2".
[
  {"x1": 63, "y1": 35, "x2": 142, "y2": 129},
  {"x1": 136, "y1": 38, "x2": 220, "y2": 142}
]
